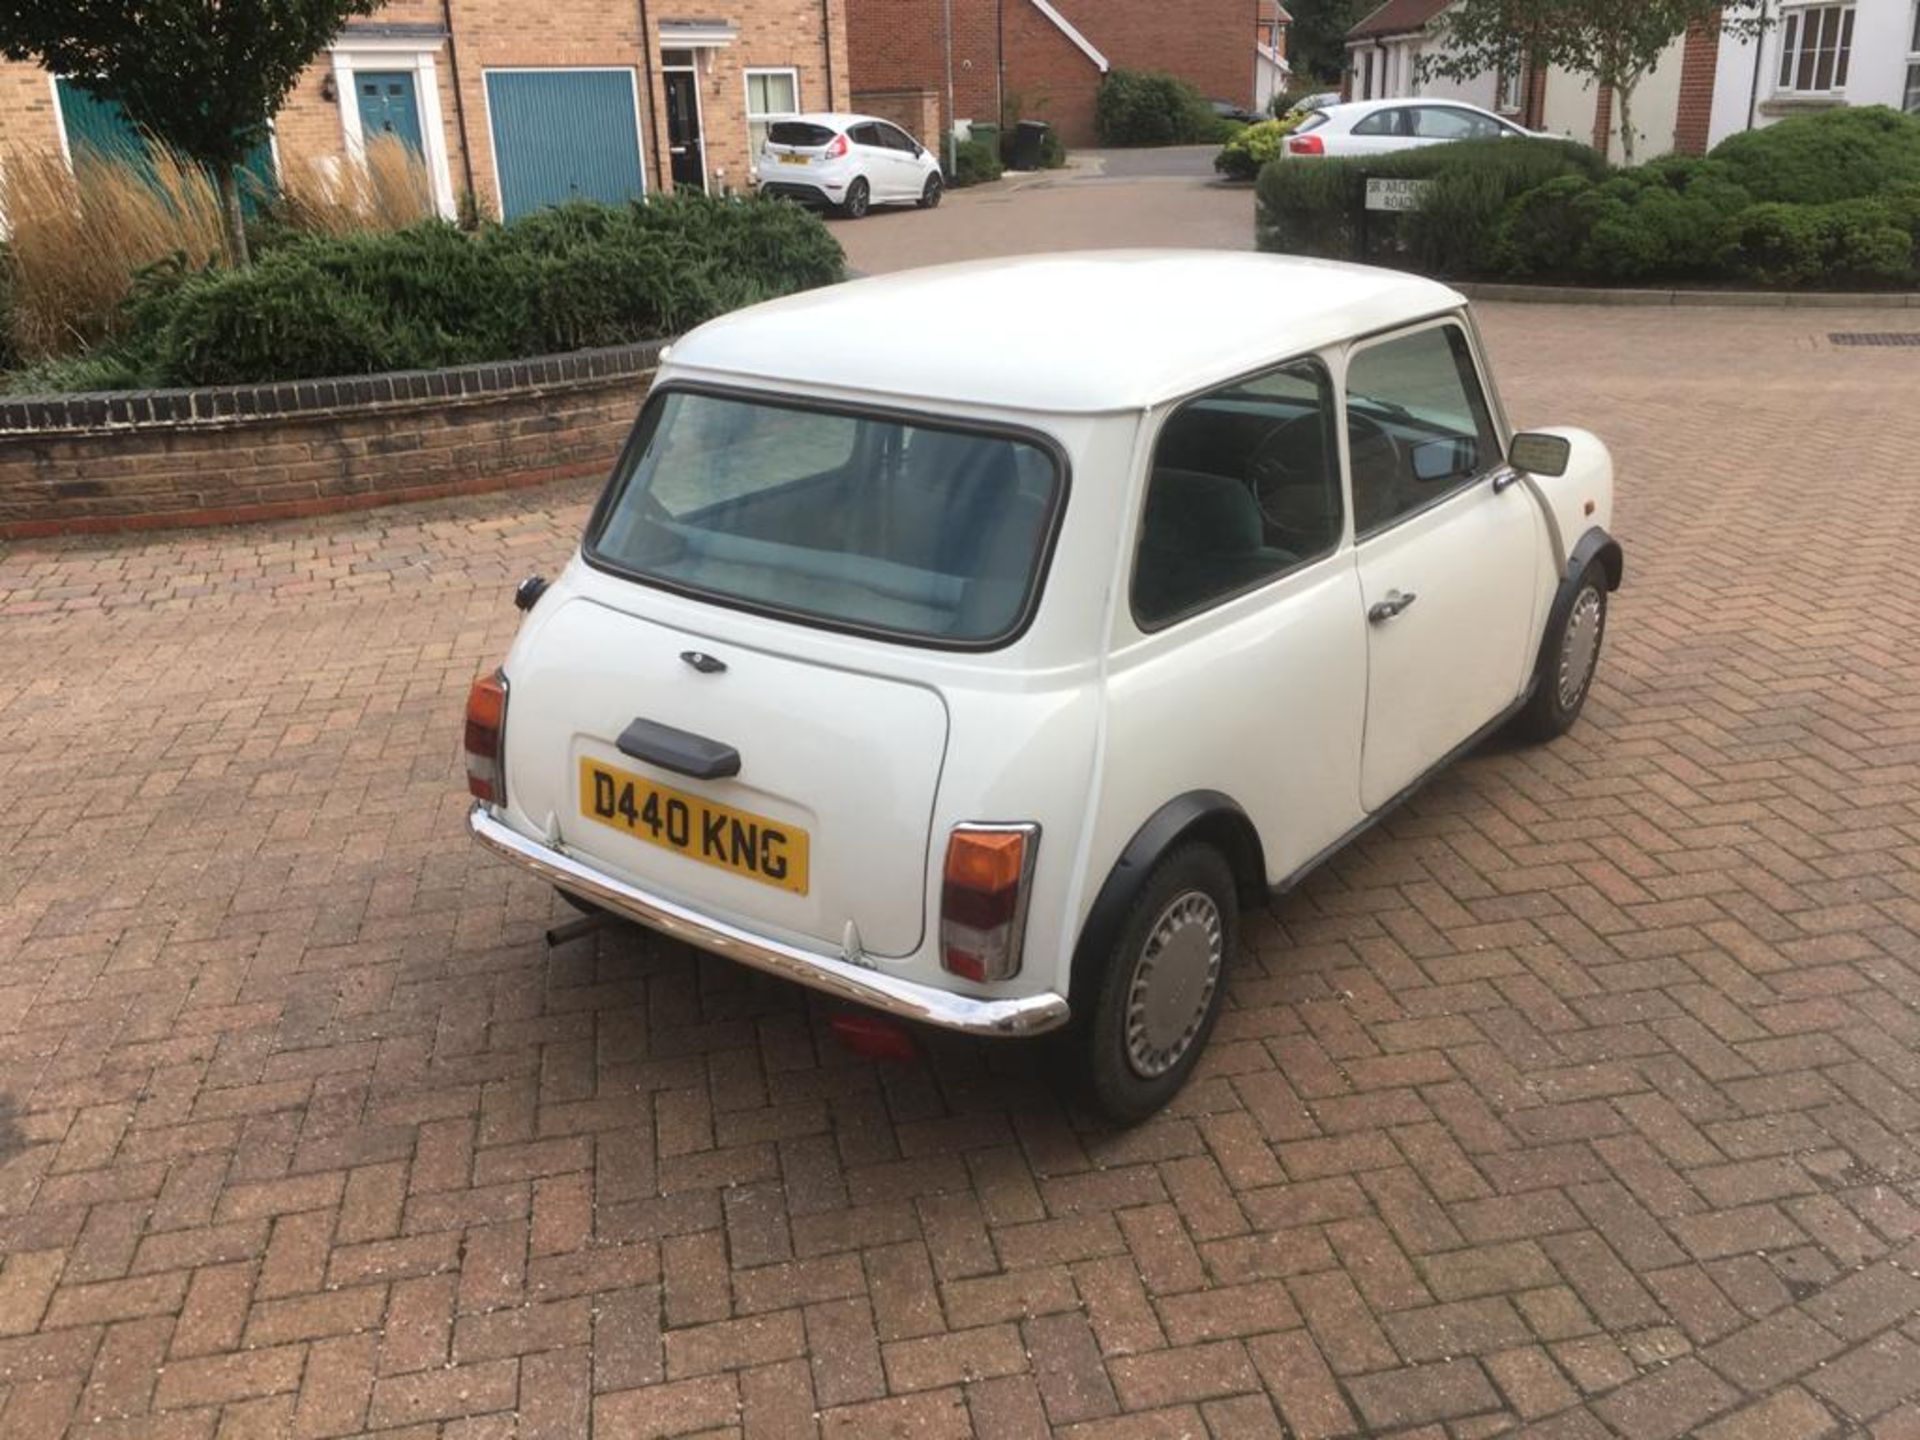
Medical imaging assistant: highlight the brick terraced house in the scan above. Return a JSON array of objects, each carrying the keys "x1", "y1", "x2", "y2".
[
  {"x1": 845, "y1": 0, "x2": 1273, "y2": 150},
  {"x1": 0, "y1": 0, "x2": 851, "y2": 220}
]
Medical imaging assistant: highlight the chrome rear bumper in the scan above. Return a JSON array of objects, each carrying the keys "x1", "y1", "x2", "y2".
[{"x1": 470, "y1": 805, "x2": 1070, "y2": 1037}]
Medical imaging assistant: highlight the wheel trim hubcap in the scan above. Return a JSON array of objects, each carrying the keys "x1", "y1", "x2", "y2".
[
  {"x1": 1558, "y1": 588, "x2": 1603, "y2": 710},
  {"x1": 1124, "y1": 891, "x2": 1223, "y2": 1079}
]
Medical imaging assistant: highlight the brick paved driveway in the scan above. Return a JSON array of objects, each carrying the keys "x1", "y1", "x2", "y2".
[{"x1": 2, "y1": 303, "x2": 1919, "y2": 1439}]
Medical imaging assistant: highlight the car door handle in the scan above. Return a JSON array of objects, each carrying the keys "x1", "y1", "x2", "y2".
[
  {"x1": 1368, "y1": 590, "x2": 1417, "y2": 623},
  {"x1": 616, "y1": 717, "x2": 740, "y2": 780}
]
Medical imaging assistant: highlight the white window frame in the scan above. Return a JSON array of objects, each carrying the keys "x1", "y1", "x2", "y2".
[
  {"x1": 331, "y1": 39, "x2": 459, "y2": 218},
  {"x1": 660, "y1": 53, "x2": 711, "y2": 192},
  {"x1": 1773, "y1": 2, "x2": 1856, "y2": 97},
  {"x1": 479, "y1": 66, "x2": 650, "y2": 221},
  {"x1": 744, "y1": 67, "x2": 802, "y2": 180}
]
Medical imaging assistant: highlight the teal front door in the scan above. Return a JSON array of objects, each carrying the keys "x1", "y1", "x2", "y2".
[
  {"x1": 356, "y1": 71, "x2": 424, "y2": 153},
  {"x1": 485, "y1": 70, "x2": 646, "y2": 220}
]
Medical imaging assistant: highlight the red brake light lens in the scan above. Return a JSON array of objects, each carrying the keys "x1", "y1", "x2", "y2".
[
  {"x1": 464, "y1": 670, "x2": 508, "y2": 803},
  {"x1": 940, "y1": 825, "x2": 1038, "y2": 983},
  {"x1": 828, "y1": 132, "x2": 849, "y2": 158},
  {"x1": 1288, "y1": 133, "x2": 1324, "y2": 155}
]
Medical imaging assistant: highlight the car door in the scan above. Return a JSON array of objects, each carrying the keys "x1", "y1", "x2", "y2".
[
  {"x1": 877, "y1": 122, "x2": 928, "y2": 195},
  {"x1": 847, "y1": 122, "x2": 899, "y2": 200},
  {"x1": 1345, "y1": 107, "x2": 1417, "y2": 156},
  {"x1": 1410, "y1": 105, "x2": 1505, "y2": 146},
  {"x1": 1104, "y1": 356, "x2": 1369, "y2": 886},
  {"x1": 1346, "y1": 320, "x2": 1540, "y2": 812}
]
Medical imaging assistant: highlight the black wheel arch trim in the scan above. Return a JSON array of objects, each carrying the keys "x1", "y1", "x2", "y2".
[
  {"x1": 1068, "y1": 791, "x2": 1264, "y2": 1007},
  {"x1": 1532, "y1": 524, "x2": 1621, "y2": 682}
]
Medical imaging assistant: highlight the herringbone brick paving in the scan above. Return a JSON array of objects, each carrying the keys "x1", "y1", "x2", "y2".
[{"x1": 0, "y1": 305, "x2": 1916, "y2": 1438}]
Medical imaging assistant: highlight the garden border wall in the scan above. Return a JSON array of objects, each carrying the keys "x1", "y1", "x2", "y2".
[{"x1": 0, "y1": 341, "x2": 664, "y2": 540}]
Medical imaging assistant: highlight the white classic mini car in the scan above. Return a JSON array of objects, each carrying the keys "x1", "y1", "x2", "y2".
[{"x1": 465, "y1": 252, "x2": 1621, "y2": 1120}]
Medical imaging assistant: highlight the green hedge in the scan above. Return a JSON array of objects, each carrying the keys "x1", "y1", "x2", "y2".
[
  {"x1": 1256, "y1": 107, "x2": 1920, "y2": 290},
  {"x1": 1256, "y1": 137, "x2": 1607, "y2": 274},
  {"x1": 1095, "y1": 69, "x2": 1216, "y2": 147},
  {"x1": 951, "y1": 137, "x2": 1004, "y2": 187},
  {"x1": 14, "y1": 193, "x2": 844, "y2": 391},
  {"x1": 1215, "y1": 118, "x2": 1301, "y2": 182}
]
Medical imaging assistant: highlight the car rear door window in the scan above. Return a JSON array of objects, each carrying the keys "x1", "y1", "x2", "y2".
[
  {"x1": 1344, "y1": 324, "x2": 1503, "y2": 537},
  {"x1": 1413, "y1": 106, "x2": 1501, "y2": 140},
  {"x1": 849, "y1": 123, "x2": 884, "y2": 148},
  {"x1": 1353, "y1": 108, "x2": 1408, "y2": 137},
  {"x1": 1132, "y1": 359, "x2": 1344, "y2": 629},
  {"x1": 877, "y1": 123, "x2": 919, "y2": 153}
]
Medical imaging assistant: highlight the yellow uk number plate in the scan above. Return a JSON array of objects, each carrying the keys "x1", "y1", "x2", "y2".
[
  {"x1": 579, "y1": 758, "x2": 809, "y2": 895},
  {"x1": 778, "y1": 153, "x2": 809, "y2": 166}
]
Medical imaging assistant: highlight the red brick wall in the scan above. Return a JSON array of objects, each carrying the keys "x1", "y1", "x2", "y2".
[
  {"x1": 845, "y1": 0, "x2": 1256, "y2": 149},
  {"x1": 0, "y1": 366, "x2": 654, "y2": 540},
  {"x1": 1673, "y1": 16, "x2": 1721, "y2": 156}
]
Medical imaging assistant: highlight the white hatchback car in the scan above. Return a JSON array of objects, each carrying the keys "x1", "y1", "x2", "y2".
[
  {"x1": 756, "y1": 112, "x2": 944, "y2": 217},
  {"x1": 1287, "y1": 98, "x2": 1539, "y2": 158},
  {"x1": 465, "y1": 253, "x2": 1622, "y2": 1121}
]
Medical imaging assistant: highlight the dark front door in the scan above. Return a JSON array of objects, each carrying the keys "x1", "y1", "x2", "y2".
[{"x1": 663, "y1": 70, "x2": 704, "y2": 191}]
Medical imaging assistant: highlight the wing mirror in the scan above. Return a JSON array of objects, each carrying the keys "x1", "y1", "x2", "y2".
[{"x1": 1509, "y1": 431, "x2": 1572, "y2": 477}]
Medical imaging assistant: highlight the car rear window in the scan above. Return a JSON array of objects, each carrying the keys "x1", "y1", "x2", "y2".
[
  {"x1": 768, "y1": 121, "x2": 837, "y2": 148},
  {"x1": 588, "y1": 391, "x2": 1065, "y2": 647},
  {"x1": 1294, "y1": 111, "x2": 1330, "y2": 132}
]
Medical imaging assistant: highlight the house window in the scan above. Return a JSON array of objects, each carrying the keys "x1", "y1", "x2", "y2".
[
  {"x1": 745, "y1": 69, "x2": 800, "y2": 166},
  {"x1": 1776, "y1": 4, "x2": 1854, "y2": 94}
]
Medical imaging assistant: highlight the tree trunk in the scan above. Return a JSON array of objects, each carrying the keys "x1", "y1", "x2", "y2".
[
  {"x1": 1615, "y1": 74, "x2": 1638, "y2": 167},
  {"x1": 217, "y1": 165, "x2": 251, "y2": 267}
]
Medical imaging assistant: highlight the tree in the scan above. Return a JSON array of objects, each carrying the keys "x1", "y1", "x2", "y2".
[
  {"x1": 1418, "y1": 0, "x2": 1767, "y2": 165},
  {"x1": 1285, "y1": 0, "x2": 1364, "y2": 86},
  {"x1": 0, "y1": 0, "x2": 379, "y2": 264}
]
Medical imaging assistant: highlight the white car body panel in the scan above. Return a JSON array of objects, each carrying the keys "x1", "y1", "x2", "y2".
[
  {"x1": 476, "y1": 252, "x2": 1618, "y2": 1035},
  {"x1": 1292, "y1": 98, "x2": 1543, "y2": 159},
  {"x1": 756, "y1": 110, "x2": 941, "y2": 211}
]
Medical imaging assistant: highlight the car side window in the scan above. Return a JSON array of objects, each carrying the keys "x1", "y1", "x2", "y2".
[
  {"x1": 1132, "y1": 358, "x2": 1344, "y2": 630},
  {"x1": 1352, "y1": 108, "x2": 1406, "y2": 137},
  {"x1": 850, "y1": 123, "x2": 883, "y2": 147},
  {"x1": 1414, "y1": 106, "x2": 1497, "y2": 140},
  {"x1": 879, "y1": 124, "x2": 918, "y2": 153},
  {"x1": 1344, "y1": 324, "x2": 1504, "y2": 538}
]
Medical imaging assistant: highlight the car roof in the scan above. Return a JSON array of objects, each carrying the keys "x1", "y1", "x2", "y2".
[
  {"x1": 777, "y1": 112, "x2": 894, "y2": 129},
  {"x1": 664, "y1": 251, "x2": 1465, "y2": 416},
  {"x1": 1318, "y1": 97, "x2": 1495, "y2": 117}
]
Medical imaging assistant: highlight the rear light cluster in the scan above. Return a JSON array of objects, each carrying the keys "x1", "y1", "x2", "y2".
[
  {"x1": 1288, "y1": 133, "x2": 1324, "y2": 155},
  {"x1": 464, "y1": 670, "x2": 508, "y2": 803},
  {"x1": 827, "y1": 132, "x2": 849, "y2": 158},
  {"x1": 940, "y1": 824, "x2": 1038, "y2": 983}
]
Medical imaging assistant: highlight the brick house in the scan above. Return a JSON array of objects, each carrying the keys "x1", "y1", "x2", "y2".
[
  {"x1": 1342, "y1": 0, "x2": 1919, "y2": 162},
  {"x1": 845, "y1": 0, "x2": 1271, "y2": 150},
  {"x1": 0, "y1": 0, "x2": 850, "y2": 220}
]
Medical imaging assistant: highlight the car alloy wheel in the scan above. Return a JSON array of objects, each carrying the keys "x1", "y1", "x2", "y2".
[
  {"x1": 920, "y1": 174, "x2": 943, "y2": 209},
  {"x1": 1123, "y1": 890, "x2": 1223, "y2": 1078},
  {"x1": 843, "y1": 178, "x2": 870, "y2": 218}
]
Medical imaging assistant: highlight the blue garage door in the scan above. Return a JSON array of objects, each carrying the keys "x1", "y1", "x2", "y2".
[{"x1": 486, "y1": 70, "x2": 646, "y2": 221}]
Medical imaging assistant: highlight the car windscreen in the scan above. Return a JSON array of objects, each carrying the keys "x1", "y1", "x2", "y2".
[
  {"x1": 768, "y1": 121, "x2": 837, "y2": 148},
  {"x1": 587, "y1": 391, "x2": 1065, "y2": 647}
]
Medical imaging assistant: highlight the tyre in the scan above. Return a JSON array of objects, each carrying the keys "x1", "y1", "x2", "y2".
[
  {"x1": 1077, "y1": 844, "x2": 1238, "y2": 1124},
  {"x1": 918, "y1": 173, "x2": 943, "y2": 209},
  {"x1": 1512, "y1": 566, "x2": 1607, "y2": 741},
  {"x1": 840, "y1": 177, "x2": 871, "y2": 219}
]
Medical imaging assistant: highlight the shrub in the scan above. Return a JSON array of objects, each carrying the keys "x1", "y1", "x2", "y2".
[
  {"x1": 1493, "y1": 158, "x2": 1753, "y2": 280},
  {"x1": 43, "y1": 194, "x2": 845, "y2": 390},
  {"x1": 1257, "y1": 136, "x2": 1606, "y2": 272},
  {"x1": 1095, "y1": 69, "x2": 1215, "y2": 146},
  {"x1": 1214, "y1": 117, "x2": 1300, "y2": 182},
  {"x1": 950, "y1": 137, "x2": 1004, "y2": 187},
  {"x1": 1709, "y1": 106, "x2": 1920, "y2": 205},
  {"x1": 1719, "y1": 197, "x2": 1916, "y2": 287}
]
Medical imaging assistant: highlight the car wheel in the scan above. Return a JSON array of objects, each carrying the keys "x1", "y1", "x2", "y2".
[
  {"x1": 918, "y1": 173, "x2": 943, "y2": 209},
  {"x1": 840, "y1": 177, "x2": 870, "y2": 219},
  {"x1": 1079, "y1": 844, "x2": 1237, "y2": 1124},
  {"x1": 1512, "y1": 567, "x2": 1607, "y2": 741}
]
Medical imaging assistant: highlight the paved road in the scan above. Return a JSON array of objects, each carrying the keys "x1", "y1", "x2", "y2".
[
  {"x1": 834, "y1": 160, "x2": 1252, "y2": 275},
  {"x1": 4, "y1": 296, "x2": 1920, "y2": 1437}
]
